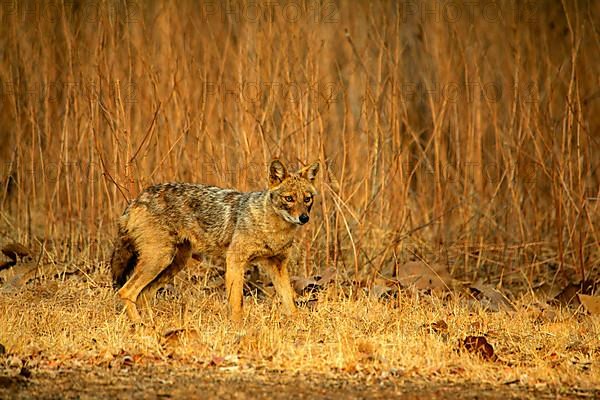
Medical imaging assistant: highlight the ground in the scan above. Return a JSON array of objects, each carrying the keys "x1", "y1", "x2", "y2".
[
  {"x1": 1, "y1": 261, "x2": 599, "y2": 399},
  {"x1": 2, "y1": 368, "x2": 596, "y2": 399}
]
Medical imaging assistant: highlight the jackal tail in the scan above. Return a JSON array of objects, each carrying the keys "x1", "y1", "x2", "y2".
[{"x1": 110, "y1": 232, "x2": 138, "y2": 289}]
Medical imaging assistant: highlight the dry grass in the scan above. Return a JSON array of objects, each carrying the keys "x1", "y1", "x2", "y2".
[
  {"x1": 0, "y1": 0, "x2": 599, "y2": 393},
  {"x1": 1, "y1": 266, "x2": 599, "y2": 390}
]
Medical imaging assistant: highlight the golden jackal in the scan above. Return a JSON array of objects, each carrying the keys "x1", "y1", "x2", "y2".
[{"x1": 110, "y1": 159, "x2": 320, "y2": 323}]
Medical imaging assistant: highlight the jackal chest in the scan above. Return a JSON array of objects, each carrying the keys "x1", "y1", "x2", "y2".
[{"x1": 252, "y1": 235, "x2": 294, "y2": 259}]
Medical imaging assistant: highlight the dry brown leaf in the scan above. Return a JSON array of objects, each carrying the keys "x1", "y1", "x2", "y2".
[
  {"x1": 0, "y1": 253, "x2": 13, "y2": 272},
  {"x1": 316, "y1": 267, "x2": 336, "y2": 286},
  {"x1": 291, "y1": 267, "x2": 336, "y2": 295},
  {"x1": 162, "y1": 328, "x2": 204, "y2": 358},
  {"x1": 397, "y1": 261, "x2": 452, "y2": 292},
  {"x1": 553, "y1": 284, "x2": 581, "y2": 306},
  {"x1": 369, "y1": 283, "x2": 393, "y2": 299},
  {"x1": 578, "y1": 294, "x2": 600, "y2": 315},
  {"x1": 163, "y1": 328, "x2": 200, "y2": 346},
  {"x1": 1, "y1": 262, "x2": 37, "y2": 292},
  {"x1": 469, "y1": 283, "x2": 516, "y2": 312},
  {"x1": 209, "y1": 354, "x2": 239, "y2": 369},
  {"x1": 357, "y1": 340, "x2": 377, "y2": 358},
  {"x1": 461, "y1": 336, "x2": 498, "y2": 362},
  {"x1": 121, "y1": 355, "x2": 134, "y2": 367},
  {"x1": 367, "y1": 277, "x2": 393, "y2": 298},
  {"x1": 0, "y1": 243, "x2": 33, "y2": 272},
  {"x1": 379, "y1": 263, "x2": 396, "y2": 279},
  {"x1": 428, "y1": 320, "x2": 449, "y2": 334},
  {"x1": 424, "y1": 319, "x2": 450, "y2": 341},
  {"x1": 0, "y1": 242, "x2": 37, "y2": 289},
  {"x1": 210, "y1": 355, "x2": 225, "y2": 367},
  {"x1": 553, "y1": 280, "x2": 596, "y2": 307},
  {"x1": 1, "y1": 242, "x2": 31, "y2": 261},
  {"x1": 291, "y1": 276, "x2": 319, "y2": 294}
]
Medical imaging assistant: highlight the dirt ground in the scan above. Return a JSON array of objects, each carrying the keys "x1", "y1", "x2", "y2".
[{"x1": 1, "y1": 366, "x2": 597, "y2": 400}]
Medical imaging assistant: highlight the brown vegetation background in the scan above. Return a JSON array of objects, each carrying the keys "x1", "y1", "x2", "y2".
[{"x1": 0, "y1": 0, "x2": 598, "y2": 288}]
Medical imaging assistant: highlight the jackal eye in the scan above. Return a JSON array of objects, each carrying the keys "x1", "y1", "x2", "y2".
[
  {"x1": 284, "y1": 195, "x2": 294, "y2": 202},
  {"x1": 304, "y1": 196, "x2": 312, "y2": 203}
]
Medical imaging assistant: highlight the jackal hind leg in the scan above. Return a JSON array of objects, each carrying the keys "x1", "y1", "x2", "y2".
[
  {"x1": 117, "y1": 242, "x2": 176, "y2": 323},
  {"x1": 139, "y1": 240, "x2": 192, "y2": 306},
  {"x1": 262, "y1": 257, "x2": 297, "y2": 317}
]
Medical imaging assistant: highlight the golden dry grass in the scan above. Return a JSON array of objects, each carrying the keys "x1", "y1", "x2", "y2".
[
  {"x1": 0, "y1": 266, "x2": 599, "y2": 391},
  {"x1": 0, "y1": 0, "x2": 599, "y2": 395}
]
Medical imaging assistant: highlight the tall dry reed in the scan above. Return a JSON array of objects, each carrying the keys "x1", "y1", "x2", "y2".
[{"x1": 0, "y1": 0, "x2": 598, "y2": 288}]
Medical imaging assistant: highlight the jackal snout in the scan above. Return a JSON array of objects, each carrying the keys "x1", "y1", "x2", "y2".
[{"x1": 299, "y1": 213, "x2": 309, "y2": 224}]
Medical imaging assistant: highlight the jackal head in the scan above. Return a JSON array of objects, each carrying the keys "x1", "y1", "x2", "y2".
[{"x1": 268, "y1": 159, "x2": 320, "y2": 226}]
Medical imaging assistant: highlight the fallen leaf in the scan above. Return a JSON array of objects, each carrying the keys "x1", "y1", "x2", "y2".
[
  {"x1": 397, "y1": 261, "x2": 453, "y2": 292},
  {"x1": 122, "y1": 355, "x2": 134, "y2": 367},
  {"x1": 1, "y1": 242, "x2": 31, "y2": 261},
  {"x1": 424, "y1": 319, "x2": 450, "y2": 341},
  {"x1": 162, "y1": 329, "x2": 204, "y2": 358},
  {"x1": 209, "y1": 354, "x2": 238, "y2": 369},
  {"x1": 428, "y1": 320, "x2": 449, "y2": 334},
  {"x1": 163, "y1": 328, "x2": 200, "y2": 346},
  {"x1": 545, "y1": 352, "x2": 562, "y2": 368},
  {"x1": 0, "y1": 243, "x2": 32, "y2": 272},
  {"x1": 356, "y1": 340, "x2": 377, "y2": 359},
  {"x1": 578, "y1": 294, "x2": 600, "y2": 315},
  {"x1": 461, "y1": 336, "x2": 498, "y2": 361},
  {"x1": 291, "y1": 267, "x2": 336, "y2": 295},
  {"x1": 210, "y1": 355, "x2": 225, "y2": 367},
  {"x1": 553, "y1": 280, "x2": 596, "y2": 307},
  {"x1": 469, "y1": 283, "x2": 516, "y2": 312},
  {"x1": 1, "y1": 262, "x2": 37, "y2": 292},
  {"x1": 291, "y1": 276, "x2": 320, "y2": 294},
  {"x1": 367, "y1": 277, "x2": 400, "y2": 300},
  {"x1": 316, "y1": 267, "x2": 336, "y2": 286},
  {"x1": 470, "y1": 321, "x2": 484, "y2": 332},
  {"x1": 369, "y1": 283, "x2": 394, "y2": 299}
]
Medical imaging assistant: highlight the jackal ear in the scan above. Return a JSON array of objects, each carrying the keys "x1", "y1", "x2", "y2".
[
  {"x1": 269, "y1": 159, "x2": 288, "y2": 186},
  {"x1": 298, "y1": 161, "x2": 320, "y2": 183}
]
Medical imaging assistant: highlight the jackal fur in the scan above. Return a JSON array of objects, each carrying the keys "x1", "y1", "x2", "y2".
[{"x1": 110, "y1": 159, "x2": 320, "y2": 323}]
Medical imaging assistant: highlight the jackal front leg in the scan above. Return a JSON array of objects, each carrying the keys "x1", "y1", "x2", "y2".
[
  {"x1": 263, "y1": 256, "x2": 297, "y2": 316},
  {"x1": 225, "y1": 250, "x2": 247, "y2": 323}
]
